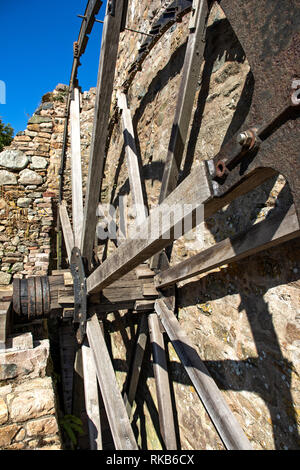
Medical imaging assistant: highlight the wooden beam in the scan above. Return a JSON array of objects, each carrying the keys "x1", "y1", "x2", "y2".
[
  {"x1": 81, "y1": 0, "x2": 125, "y2": 263},
  {"x1": 86, "y1": 161, "x2": 212, "y2": 294},
  {"x1": 124, "y1": 314, "x2": 148, "y2": 417},
  {"x1": 155, "y1": 204, "x2": 300, "y2": 288},
  {"x1": 59, "y1": 201, "x2": 75, "y2": 262},
  {"x1": 154, "y1": 298, "x2": 252, "y2": 450},
  {"x1": 159, "y1": 0, "x2": 209, "y2": 201},
  {"x1": 82, "y1": 340, "x2": 102, "y2": 450},
  {"x1": 148, "y1": 313, "x2": 177, "y2": 449},
  {"x1": 117, "y1": 92, "x2": 147, "y2": 225},
  {"x1": 86, "y1": 314, "x2": 138, "y2": 450},
  {"x1": 151, "y1": 0, "x2": 209, "y2": 270},
  {"x1": 69, "y1": 0, "x2": 103, "y2": 88},
  {"x1": 70, "y1": 87, "x2": 84, "y2": 247}
]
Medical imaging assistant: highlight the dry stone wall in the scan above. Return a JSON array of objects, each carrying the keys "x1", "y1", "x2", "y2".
[{"x1": 0, "y1": 332, "x2": 61, "y2": 449}]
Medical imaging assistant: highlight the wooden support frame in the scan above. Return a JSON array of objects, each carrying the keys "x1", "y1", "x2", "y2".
[
  {"x1": 148, "y1": 313, "x2": 177, "y2": 450},
  {"x1": 86, "y1": 314, "x2": 138, "y2": 450},
  {"x1": 81, "y1": 0, "x2": 125, "y2": 263},
  {"x1": 28, "y1": 0, "x2": 299, "y2": 452},
  {"x1": 154, "y1": 298, "x2": 252, "y2": 450}
]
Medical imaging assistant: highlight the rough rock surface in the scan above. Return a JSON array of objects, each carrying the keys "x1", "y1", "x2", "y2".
[{"x1": 0, "y1": 150, "x2": 28, "y2": 170}]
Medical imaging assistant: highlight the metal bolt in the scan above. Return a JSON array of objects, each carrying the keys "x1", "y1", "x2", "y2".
[{"x1": 237, "y1": 132, "x2": 248, "y2": 145}]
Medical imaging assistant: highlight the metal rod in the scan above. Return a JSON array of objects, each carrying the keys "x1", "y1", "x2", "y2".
[{"x1": 77, "y1": 14, "x2": 154, "y2": 37}]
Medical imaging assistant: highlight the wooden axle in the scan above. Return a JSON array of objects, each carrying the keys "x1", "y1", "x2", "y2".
[{"x1": 12, "y1": 266, "x2": 158, "y2": 319}]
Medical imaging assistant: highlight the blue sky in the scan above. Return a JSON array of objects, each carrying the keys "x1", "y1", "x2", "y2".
[{"x1": 0, "y1": 0, "x2": 107, "y2": 134}]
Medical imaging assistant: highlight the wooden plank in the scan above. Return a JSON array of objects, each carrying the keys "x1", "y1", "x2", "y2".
[
  {"x1": 0, "y1": 301, "x2": 12, "y2": 346},
  {"x1": 117, "y1": 92, "x2": 147, "y2": 225},
  {"x1": 148, "y1": 313, "x2": 177, "y2": 450},
  {"x1": 82, "y1": 340, "x2": 103, "y2": 450},
  {"x1": 81, "y1": 0, "x2": 125, "y2": 263},
  {"x1": 86, "y1": 161, "x2": 212, "y2": 294},
  {"x1": 142, "y1": 284, "x2": 158, "y2": 297},
  {"x1": 154, "y1": 298, "x2": 252, "y2": 450},
  {"x1": 135, "y1": 266, "x2": 155, "y2": 279},
  {"x1": 69, "y1": 0, "x2": 103, "y2": 87},
  {"x1": 124, "y1": 314, "x2": 148, "y2": 418},
  {"x1": 86, "y1": 314, "x2": 138, "y2": 450},
  {"x1": 70, "y1": 87, "x2": 84, "y2": 247},
  {"x1": 150, "y1": 0, "x2": 209, "y2": 270},
  {"x1": 155, "y1": 204, "x2": 300, "y2": 288},
  {"x1": 59, "y1": 201, "x2": 75, "y2": 262}
]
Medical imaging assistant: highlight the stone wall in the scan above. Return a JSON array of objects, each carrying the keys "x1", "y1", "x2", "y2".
[
  {"x1": 0, "y1": 87, "x2": 70, "y2": 449},
  {"x1": 0, "y1": 85, "x2": 70, "y2": 285},
  {"x1": 0, "y1": 332, "x2": 61, "y2": 449}
]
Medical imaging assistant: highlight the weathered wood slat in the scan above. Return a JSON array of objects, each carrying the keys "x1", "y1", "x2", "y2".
[
  {"x1": 86, "y1": 314, "x2": 138, "y2": 450},
  {"x1": 86, "y1": 161, "x2": 212, "y2": 294},
  {"x1": 148, "y1": 313, "x2": 177, "y2": 449},
  {"x1": 154, "y1": 298, "x2": 252, "y2": 450},
  {"x1": 70, "y1": 87, "x2": 84, "y2": 247},
  {"x1": 81, "y1": 0, "x2": 125, "y2": 263},
  {"x1": 0, "y1": 301, "x2": 12, "y2": 346},
  {"x1": 82, "y1": 340, "x2": 102, "y2": 450},
  {"x1": 59, "y1": 201, "x2": 75, "y2": 262},
  {"x1": 117, "y1": 92, "x2": 147, "y2": 225},
  {"x1": 155, "y1": 204, "x2": 300, "y2": 288},
  {"x1": 151, "y1": 0, "x2": 209, "y2": 270},
  {"x1": 124, "y1": 314, "x2": 148, "y2": 417},
  {"x1": 70, "y1": 0, "x2": 103, "y2": 87}
]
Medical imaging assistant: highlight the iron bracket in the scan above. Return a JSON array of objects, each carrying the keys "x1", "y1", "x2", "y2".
[{"x1": 70, "y1": 247, "x2": 88, "y2": 344}]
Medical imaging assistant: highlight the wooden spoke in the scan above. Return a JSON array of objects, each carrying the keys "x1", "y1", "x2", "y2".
[
  {"x1": 86, "y1": 314, "x2": 138, "y2": 450},
  {"x1": 155, "y1": 204, "x2": 300, "y2": 288},
  {"x1": 148, "y1": 313, "x2": 177, "y2": 450},
  {"x1": 117, "y1": 91, "x2": 147, "y2": 225},
  {"x1": 81, "y1": 0, "x2": 125, "y2": 263},
  {"x1": 70, "y1": 87, "x2": 84, "y2": 248},
  {"x1": 123, "y1": 314, "x2": 148, "y2": 418},
  {"x1": 154, "y1": 298, "x2": 252, "y2": 450},
  {"x1": 86, "y1": 161, "x2": 212, "y2": 294},
  {"x1": 59, "y1": 201, "x2": 75, "y2": 263},
  {"x1": 150, "y1": 0, "x2": 210, "y2": 270},
  {"x1": 82, "y1": 339, "x2": 102, "y2": 450}
]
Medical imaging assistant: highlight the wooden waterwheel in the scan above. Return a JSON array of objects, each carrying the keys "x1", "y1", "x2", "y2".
[{"x1": 11, "y1": 0, "x2": 300, "y2": 450}]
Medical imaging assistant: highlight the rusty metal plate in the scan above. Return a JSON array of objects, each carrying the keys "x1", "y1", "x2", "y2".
[{"x1": 209, "y1": 0, "x2": 300, "y2": 220}]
